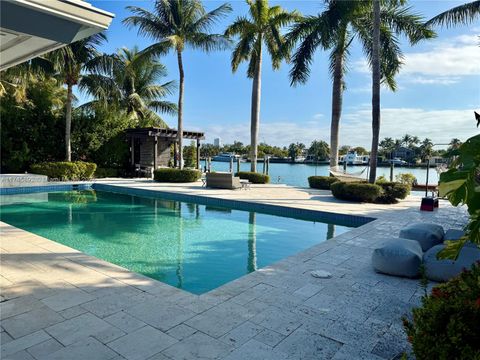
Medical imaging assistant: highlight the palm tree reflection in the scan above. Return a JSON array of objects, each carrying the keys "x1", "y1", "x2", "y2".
[
  {"x1": 247, "y1": 212, "x2": 257, "y2": 272},
  {"x1": 327, "y1": 223, "x2": 335, "y2": 240}
]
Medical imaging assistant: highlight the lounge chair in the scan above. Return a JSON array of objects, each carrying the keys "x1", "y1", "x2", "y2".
[{"x1": 206, "y1": 172, "x2": 242, "y2": 190}]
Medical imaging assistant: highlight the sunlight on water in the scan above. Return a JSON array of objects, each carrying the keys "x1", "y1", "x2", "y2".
[{"x1": 0, "y1": 190, "x2": 352, "y2": 294}]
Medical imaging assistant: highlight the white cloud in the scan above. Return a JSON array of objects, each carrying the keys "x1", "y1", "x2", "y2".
[
  {"x1": 406, "y1": 76, "x2": 461, "y2": 85},
  {"x1": 353, "y1": 33, "x2": 480, "y2": 85},
  {"x1": 203, "y1": 107, "x2": 477, "y2": 148}
]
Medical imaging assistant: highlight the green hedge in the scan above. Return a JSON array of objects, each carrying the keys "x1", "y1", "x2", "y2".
[
  {"x1": 308, "y1": 176, "x2": 338, "y2": 190},
  {"x1": 153, "y1": 168, "x2": 201, "y2": 183},
  {"x1": 235, "y1": 171, "x2": 270, "y2": 184},
  {"x1": 330, "y1": 181, "x2": 382, "y2": 203},
  {"x1": 403, "y1": 263, "x2": 480, "y2": 359},
  {"x1": 95, "y1": 167, "x2": 119, "y2": 178},
  {"x1": 30, "y1": 161, "x2": 97, "y2": 180},
  {"x1": 376, "y1": 181, "x2": 410, "y2": 204}
]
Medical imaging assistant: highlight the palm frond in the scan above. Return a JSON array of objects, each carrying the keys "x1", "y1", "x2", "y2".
[
  {"x1": 192, "y1": 2, "x2": 232, "y2": 32},
  {"x1": 427, "y1": 0, "x2": 480, "y2": 27}
]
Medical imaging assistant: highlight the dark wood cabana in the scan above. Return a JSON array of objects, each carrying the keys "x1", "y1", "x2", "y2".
[{"x1": 126, "y1": 127, "x2": 205, "y2": 172}]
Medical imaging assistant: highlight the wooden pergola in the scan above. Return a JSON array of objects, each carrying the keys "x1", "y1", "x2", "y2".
[{"x1": 126, "y1": 127, "x2": 205, "y2": 170}]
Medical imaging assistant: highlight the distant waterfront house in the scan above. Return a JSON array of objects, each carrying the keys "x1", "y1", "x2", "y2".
[
  {"x1": 392, "y1": 146, "x2": 416, "y2": 161},
  {"x1": 429, "y1": 156, "x2": 448, "y2": 164},
  {"x1": 126, "y1": 127, "x2": 205, "y2": 172}
]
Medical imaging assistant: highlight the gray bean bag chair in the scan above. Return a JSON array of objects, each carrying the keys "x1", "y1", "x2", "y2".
[
  {"x1": 444, "y1": 229, "x2": 465, "y2": 241},
  {"x1": 399, "y1": 223, "x2": 445, "y2": 251},
  {"x1": 444, "y1": 229, "x2": 477, "y2": 248},
  {"x1": 424, "y1": 244, "x2": 480, "y2": 282},
  {"x1": 372, "y1": 238, "x2": 423, "y2": 278}
]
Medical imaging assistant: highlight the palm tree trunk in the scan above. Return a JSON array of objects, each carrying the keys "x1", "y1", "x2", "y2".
[
  {"x1": 65, "y1": 83, "x2": 73, "y2": 161},
  {"x1": 177, "y1": 50, "x2": 185, "y2": 169},
  {"x1": 369, "y1": 0, "x2": 381, "y2": 184},
  {"x1": 250, "y1": 47, "x2": 262, "y2": 173},
  {"x1": 330, "y1": 51, "x2": 344, "y2": 169}
]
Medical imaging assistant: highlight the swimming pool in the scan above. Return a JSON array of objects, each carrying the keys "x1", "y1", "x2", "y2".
[{"x1": 0, "y1": 189, "x2": 355, "y2": 294}]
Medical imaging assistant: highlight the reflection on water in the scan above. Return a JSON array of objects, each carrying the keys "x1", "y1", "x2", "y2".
[
  {"x1": 248, "y1": 212, "x2": 257, "y2": 272},
  {"x1": 327, "y1": 223, "x2": 335, "y2": 239}
]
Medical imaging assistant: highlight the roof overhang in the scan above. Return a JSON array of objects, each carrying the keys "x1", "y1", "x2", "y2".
[
  {"x1": 126, "y1": 128, "x2": 206, "y2": 140},
  {"x1": 0, "y1": 0, "x2": 114, "y2": 71}
]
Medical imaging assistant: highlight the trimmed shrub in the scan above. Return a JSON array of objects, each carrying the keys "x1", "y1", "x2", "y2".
[
  {"x1": 308, "y1": 176, "x2": 338, "y2": 190},
  {"x1": 403, "y1": 262, "x2": 480, "y2": 359},
  {"x1": 376, "y1": 181, "x2": 410, "y2": 204},
  {"x1": 30, "y1": 161, "x2": 97, "y2": 181},
  {"x1": 395, "y1": 172, "x2": 417, "y2": 187},
  {"x1": 153, "y1": 168, "x2": 201, "y2": 183},
  {"x1": 95, "y1": 167, "x2": 119, "y2": 178},
  {"x1": 235, "y1": 172, "x2": 270, "y2": 184},
  {"x1": 330, "y1": 181, "x2": 382, "y2": 203}
]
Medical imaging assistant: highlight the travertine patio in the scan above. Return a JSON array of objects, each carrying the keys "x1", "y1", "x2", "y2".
[{"x1": 0, "y1": 180, "x2": 467, "y2": 360}]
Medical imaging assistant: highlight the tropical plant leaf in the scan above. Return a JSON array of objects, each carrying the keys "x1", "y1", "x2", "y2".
[{"x1": 437, "y1": 239, "x2": 467, "y2": 260}]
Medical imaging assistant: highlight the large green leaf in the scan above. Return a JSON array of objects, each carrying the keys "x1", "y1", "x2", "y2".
[{"x1": 438, "y1": 134, "x2": 480, "y2": 259}]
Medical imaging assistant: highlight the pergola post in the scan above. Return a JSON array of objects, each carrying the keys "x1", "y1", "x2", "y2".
[
  {"x1": 196, "y1": 138, "x2": 201, "y2": 170},
  {"x1": 153, "y1": 136, "x2": 158, "y2": 170},
  {"x1": 173, "y1": 141, "x2": 178, "y2": 168}
]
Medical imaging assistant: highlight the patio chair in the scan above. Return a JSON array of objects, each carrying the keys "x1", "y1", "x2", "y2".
[{"x1": 206, "y1": 172, "x2": 242, "y2": 190}]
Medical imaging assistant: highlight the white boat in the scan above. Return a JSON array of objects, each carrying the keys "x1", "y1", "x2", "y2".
[
  {"x1": 340, "y1": 151, "x2": 369, "y2": 165},
  {"x1": 389, "y1": 157, "x2": 408, "y2": 165},
  {"x1": 212, "y1": 153, "x2": 241, "y2": 162}
]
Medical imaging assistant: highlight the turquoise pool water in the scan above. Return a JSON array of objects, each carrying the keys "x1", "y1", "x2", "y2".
[{"x1": 0, "y1": 190, "x2": 352, "y2": 294}]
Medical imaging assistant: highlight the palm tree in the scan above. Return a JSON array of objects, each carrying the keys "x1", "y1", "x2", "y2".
[
  {"x1": 79, "y1": 46, "x2": 177, "y2": 127},
  {"x1": 427, "y1": 1, "x2": 480, "y2": 27},
  {"x1": 369, "y1": 0, "x2": 381, "y2": 183},
  {"x1": 420, "y1": 137, "x2": 433, "y2": 161},
  {"x1": 225, "y1": 0, "x2": 299, "y2": 172},
  {"x1": 287, "y1": 1, "x2": 434, "y2": 173},
  {"x1": 449, "y1": 138, "x2": 462, "y2": 149},
  {"x1": 46, "y1": 33, "x2": 106, "y2": 161},
  {"x1": 124, "y1": 0, "x2": 232, "y2": 169}
]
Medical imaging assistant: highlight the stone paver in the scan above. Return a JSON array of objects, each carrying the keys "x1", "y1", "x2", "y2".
[
  {"x1": 41, "y1": 337, "x2": 118, "y2": 360},
  {"x1": 165, "y1": 324, "x2": 198, "y2": 341},
  {"x1": 25, "y1": 338, "x2": 64, "y2": 359},
  {"x1": 219, "y1": 321, "x2": 264, "y2": 348},
  {"x1": 104, "y1": 311, "x2": 147, "y2": 333},
  {"x1": 162, "y1": 332, "x2": 233, "y2": 360},
  {"x1": 275, "y1": 327, "x2": 342, "y2": 359},
  {"x1": 0, "y1": 180, "x2": 468, "y2": 360},
  {"x1": 41, "y1": 287, "x2": 95, "y2": 312},
  {"x1": 2, "y1": 306, "x2": 64, "y2": 339},
  {"x1": 223, "y1": 339, "x2": 288, "y2": 360},
  {"x1": 107, "y1": 326, "x2": 177, "y2": 360},
  {"x1": 125, "y1": 300, "x2": 196, "y2": 332},
  {"x1": 1, "y1": 331, "x2": 51, "y2": 358},
  {"x1": 44, "y1": 313, "x2": 119, "y2": 346}
]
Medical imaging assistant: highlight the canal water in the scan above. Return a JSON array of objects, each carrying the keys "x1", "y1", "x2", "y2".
[{"x1": 208, "y1": 161, "x2": 439, "y2": 188}]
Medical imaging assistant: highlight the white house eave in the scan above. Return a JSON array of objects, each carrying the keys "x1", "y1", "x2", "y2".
[
  {"x1": 0, "y1": 0, "x2": 114, "y2": 71},
  {"x1": 13, "y1": 0, "x2": 115, "y2": 31}
]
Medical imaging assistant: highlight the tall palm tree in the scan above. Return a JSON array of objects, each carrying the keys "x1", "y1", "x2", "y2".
[
  {"x1": 225, "y1": 0, "x2": 299, "y2": 172},
  {"x1": 46, "y1": 33, "x2": 106, "y2": 161},
  {"x1": 79, "y1": 46, "x2": 177, "y2": 127},
  {"x1": 288, "y1": 1, "x2": 434, "y2": 173},
  {"x1": 427, "y1": 1, "x2": 480, "y2": 27},
  {"x1": 124, "y1": 0, "x2": 232, "y2": 169},
  {"x1": 369, "y1": 0, "x2": 381, "y2": 183}
]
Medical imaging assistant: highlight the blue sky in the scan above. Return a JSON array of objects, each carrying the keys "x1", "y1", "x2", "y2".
[{"x1": 87, "y1": 0, "x2": 480, "y2": 148}]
